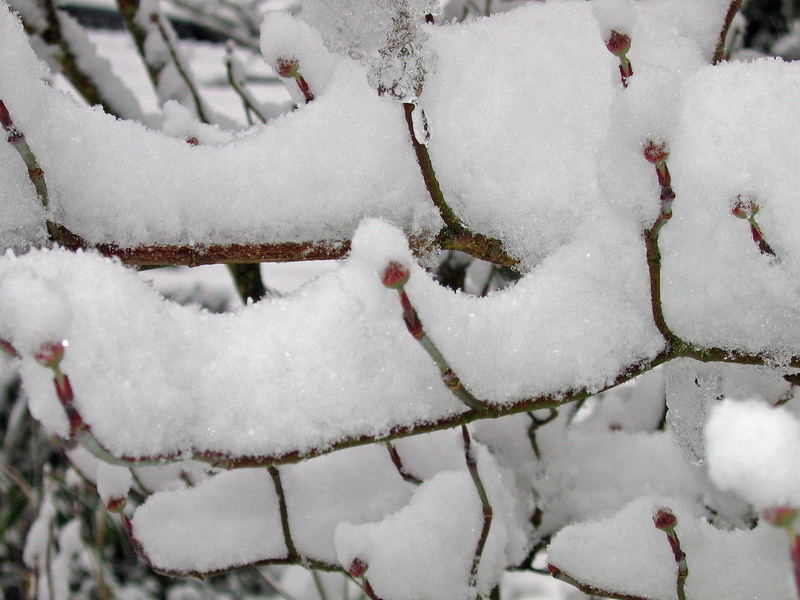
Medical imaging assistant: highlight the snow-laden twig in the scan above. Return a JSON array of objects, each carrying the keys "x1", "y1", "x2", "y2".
[{"x1": 462, "y1": 425, "x2": 493, "y2": 592}]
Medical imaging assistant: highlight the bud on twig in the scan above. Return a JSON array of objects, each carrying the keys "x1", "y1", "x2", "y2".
[
  {"x1": 605, "y1": 30, "x2": 633, "y2": 87},
  {"x1": 653, "y1": 507, "x2": 678, "y2": 532},
  {"x1": 274, "y1": 57, "x2": 315, "y2": 103},
  {"x1": 653, "y1": 507, "x2": 687, "y2": 600},
  {"x1": 348, "y1": 557, "x2": 368, "y2": 578},
  {"x1": 731, "y1": 194, "x2": 776, "y2": 257},
  {"x1": 34, "y1": 340, "x2": 67, "y2": 369},
  {"x1": 606, "y1": 30, "x2": 631, "y2": 57},
  {"x1": 643, "y1": 139, "x2": 669, "y2": 165},
  {"x1": 381, "y1": 261, "x2": 410, "y2": 289}
]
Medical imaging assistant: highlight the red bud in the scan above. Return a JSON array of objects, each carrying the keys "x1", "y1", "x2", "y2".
[
  {"x1": 34, "y1": 340, "x2": 66, "y2": 368},
  {"x1": 348, "y1": 558, "x2": 368, "y2": 578},
  {"x1": 731, "y1": 194, "x2": 759, "y2": 220},
  {"x1": 0, "y1": 339, "x2": 19, "y2": 357},
  {"x1": 382, "y1": 261, "x2": 410, "y2": 289},
  {"x1": 606, "y1": 30, "x2": 631, "y2": 56},
  {"x1": 644, "y1": 139, "x2": 669, "y2": 164},
  {"x1": 275, "y1": 57, "x2": 299, "y2": 79},
  {"x1": 653, "y1": 507, "x2": 678, "y2": 531}
]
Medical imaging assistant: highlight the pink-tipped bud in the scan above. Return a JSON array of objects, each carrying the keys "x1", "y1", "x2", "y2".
[
  {"x1": 275, "y1": 57, "x2": 299, "y2": 79},
  {"x1": 653, "y1": 507, "x2": 678, "y2": 531},
  {"x1": 606, "y1": 30, "x2": 631, "y2": 57},
  {"x1": 763, "y1": 506, "x2": 799, "y2": 528},
  {"x1": 186, "y1": 136, "x2": 199, "y2": 146},
  {"x1": 348, "y1": 558, "x2": 368, "y2": 578},
  {"x1": 644, "y1": 139, "x2": 669, "y2": 164},
  {"x1": 731, "y1": 195, "x2": 759, "y2": 220},
  {"x1": 34, "y1": 340, "x2": 66, "y2": 368},
  {"x1": 382, "y1": 261, "x2": 410, "y2": 289}
]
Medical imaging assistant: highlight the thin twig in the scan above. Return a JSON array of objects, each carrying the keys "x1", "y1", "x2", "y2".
[
  {"x1": 311, "y1": 569, "x2": 330, "y2": 600},
  {"x1": 267, "y1": 466, "x2": 299, "y2": 560},
  {"x1": 151, "y1": 14, "x2": 210, "y2": 124},
  {"x1": 385, "y1": 441, "x2": 422, "y2": 485},
  {"x1": 382, "y1": 261, "x2": 487, "y2": 411},
  {"x1": 653, "y1": 508, "x2": 688, "y2": 600},
  {"x1": 462, "y1": 425, "x2": 493, "y2": 590},
  {"x1": 713, "y1": 0, "x2": 743, "y2": 64},
  {"x1": 547, "y1": 565, "x2": 650, "y2": 600},
  {"x1": 225, "y1": 45, "x2": 268, "y2": 124}
]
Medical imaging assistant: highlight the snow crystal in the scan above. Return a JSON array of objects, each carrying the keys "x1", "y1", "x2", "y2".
[{"x1": 706, "y1": 399, "x2": 800, "y2": 510}]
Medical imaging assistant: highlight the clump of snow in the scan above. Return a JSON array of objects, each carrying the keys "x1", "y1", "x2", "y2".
[
  {"x1": 281, "y1": 444, "x2": 415, "y2": 564},
  {"x1": 0, "y1": 264, "x2": 72, "y2": 354},
  {"x1": 706, "y1": 399, "x2": 800, "y2": 510},
  {"x1": 549, "y1": 495, "x2": 793, "y2": 600},
  {"x1": 96, "y1": 462, "x2": 132, "y2": 507},
  {"x1": 591, "y1": 0, "x2": 636, "y2": 39},
  {"x1": 133, "y1": 468, "x2": 287, "y2": 573},
  {"x1": 334, "y1": 457, "x2": 516, "y2": 600}
]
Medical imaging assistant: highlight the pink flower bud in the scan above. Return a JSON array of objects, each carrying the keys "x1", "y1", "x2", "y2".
[
  {"x1": 34, "y1": 340, "x2": 66, "y2": 368},
  {"x1": 763, "y1": 506, "x2": 798, "y2": 528},
  {"x1": 348, "y1": 558, "x2": 368, "y2": 578},
  {"x1": 644, "y1": 139, "x2": 669, "y2": 164},
  {"x1": 605, "y1": 30, "x2": 631, "y2": 57},
  {"x1": 653, "y1": 507, "x2": 678, "y2": 531},
  {"x1": 382, "y1": 261, "x2": 410, "y2": 289},
  {"x1": 275, "y1": 57, "x2": 299, "y2": 79}
]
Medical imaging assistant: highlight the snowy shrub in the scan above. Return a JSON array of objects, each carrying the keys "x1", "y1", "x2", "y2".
[{"x1": 2, "y1": 0, "x2": 800, "y2": 599}]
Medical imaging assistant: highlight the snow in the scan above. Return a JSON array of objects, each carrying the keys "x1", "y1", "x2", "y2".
[
  {"x1": 332, "y1": 448, "x2": 522, "y2": 600},
  {"x1": 133, "y1": 467, "x2": 287, "y2": 573},
  {"x1": 549, "y1": 495, "x2": 794, "y2": 600},
  {"x1": 705, "y1": 399, "x2": 800, "y2": 510},
  {"x1": 96, "y1": 461, "x2": 133, "y2": 506}
]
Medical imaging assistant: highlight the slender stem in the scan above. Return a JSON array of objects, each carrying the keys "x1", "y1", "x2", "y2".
[
  {"x1": 713, "y1": 0, "x2": 743, "y2": 64},
  {"x1": 547, "y1": 565, "x2": 650, "y2": 600},
  {"x1": 393, "y1": 285, "x2": 487, "y2": 411},
  {"x1": 462, "y1": 425, "x2": 493, "y2": 590},
  {"x1": 385, "y1": 441, "x2": 422, "y2": 485},
  {"x1": 0, "y1": 100, "x2": 80, "y2": 244},
  {"x1": 267, "y1": 465, "x2": 299, "y2": 561},
  {"x1": 526, "y1": 408, "x2": 558, "y2": 460},
  {"x1": 403, "y1": 102, "x2": 463, "y2": 233},
  {"x1": 311, "y1": 569, "x2": 330, "y2": 600},
  {"x1": 152, "y1": 15, "x2": 210, "y2": 124},
  {"x1": 225, "y1": 47, "x2": 268, "y2": 124}
]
